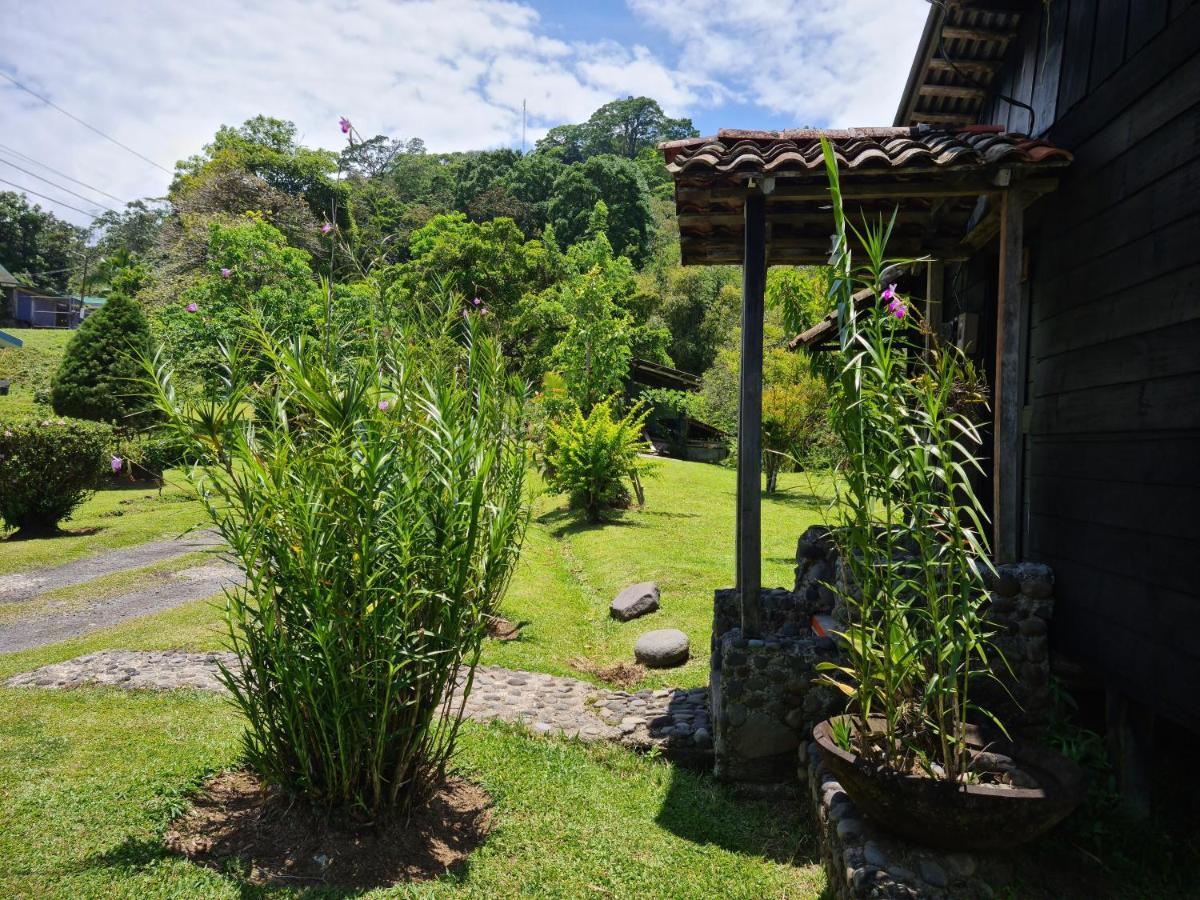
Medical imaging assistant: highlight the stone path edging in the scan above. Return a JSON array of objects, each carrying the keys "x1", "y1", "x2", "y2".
[{"x1": 5, "y1": 651, "x2": 712, "y2": 762}]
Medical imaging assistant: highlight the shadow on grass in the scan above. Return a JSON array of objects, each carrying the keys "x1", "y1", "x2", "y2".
[
  {"x1": 1, "y1": 525, "x2": 105, "y2": 542},
  {"x1": 762, "y1": 489, "x2": 828, "y2": 510},
  {"x1": 654, "y1": 762, "x2": 822, "y2": 872}
]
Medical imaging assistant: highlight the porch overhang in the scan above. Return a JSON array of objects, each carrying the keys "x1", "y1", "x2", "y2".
[{"x1": 661, "y1": 125, "x2": 1070, "y2": 266}]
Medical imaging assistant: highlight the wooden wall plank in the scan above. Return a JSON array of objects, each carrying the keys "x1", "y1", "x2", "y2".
[
  {"x1": 1026, "y1": 433, "x2": 1200, "y2": 486},
  {"x1": 1058, "y1": 0, "x2": 1098, "y2": 114},
  {"x1": 1027, "y1": 372, "x2": 1200, "y2": 434},
  {"x1": 1032, "y1": 318, "x2": 1200, "y2": 399},
  {"x1": 1025, "y1": 473, "x2": 1200, "y2": 542},
  {"x1": 1030, "y1": 264, "x2": 1200, "y2": 356},
  {"x1": 1031, "y1": 0, "x2": 1068, "y2": 137},
  {"x1": 1128, "y1": 0, "x2": 1170, "y2": 54},
  {"x1": 1091, "y1": 0, "x2": 1130, "y2": 90}
]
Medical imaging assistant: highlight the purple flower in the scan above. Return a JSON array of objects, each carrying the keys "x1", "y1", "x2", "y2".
[
  {"x1": 889, "y1": 298, "x2": 907, "y2": 319},
  {"x1": 111, "y1": 455, "x2": 123, "y2": 474},
  {"x1": 472, "y1": 296, "x2": 482, "y2": 306},
  {"x1": 220, "y1": 267, "x2": 232, "y2": 279},
  {"x1": 881, "y1": 283, "x2": 897, "y2": 302},
  {"x1": 186, "y1": 302, "x2": 198, "y2": 313},
  {"x1": 461, "y1": 310, "x2": 469, "y2": 319},
  {"x1": 378, "y1": 400, "x2": 390, "y2": 412},
  {"x1": 322, "y1": 222, "x2": 333, "y2": 234},
  {"x1": 339, "y1": 116, "x2": 351, "y2": 134},
  {"x1": 480, "y1": 307, "x2": 489, "y2": 316}
]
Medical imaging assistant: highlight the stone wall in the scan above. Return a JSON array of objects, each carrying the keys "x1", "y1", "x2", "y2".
[
  {"x1": 710, "y1": 598, "x2": 841, "y2": 782},
  {"x1": 709, "y1": 526, "x2": 1058, "y2": 785}
]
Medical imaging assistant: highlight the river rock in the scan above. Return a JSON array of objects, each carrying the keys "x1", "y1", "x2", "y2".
[
  {"x1": 611, "y1": 581, "x2": 660, "y2": 621},
  {"x1": 634, "y1": 628, "x2": 689, "y2": 668}
]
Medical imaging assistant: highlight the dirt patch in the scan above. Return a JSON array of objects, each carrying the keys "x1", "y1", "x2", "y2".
[
  {"x1": 165, "y1": 770, "x2": 492, "y2": 889},
  {"x1": 486, "y1": 615, "x2": 523, "y2": 641},
  {"x1": 570, "y1": 656, "x2": 646, "y2": 690}
]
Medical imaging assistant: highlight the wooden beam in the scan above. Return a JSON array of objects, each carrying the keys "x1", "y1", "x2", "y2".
[
  {"x1": 911, "y1": 112, "x2": 977, "y2": 126},
  {"x1": 941, "y1": 24, "x2": 1016, "y2": 44},
  {"x1": 918, "y1": 84, "x2": 989, "y2": 102},
  {"x1": 737, "y1": 189, "x2": 766, "y2": 637},
  {"x1": 927, "y1": 57, "x2": 1002, "y2": 77},
  {"x1": 993, "y1": 189, "x2": 1026, "y2": 563}
]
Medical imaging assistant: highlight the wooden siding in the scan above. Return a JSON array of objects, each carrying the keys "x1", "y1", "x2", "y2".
[{"x1": 983, "y1": 1, "x2": 1200, "y2": 729}]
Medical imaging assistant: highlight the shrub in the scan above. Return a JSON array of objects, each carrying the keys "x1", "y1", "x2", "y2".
[
  {"x1": 50, "y1": 292, "x2": 156, "y2": 425},
  {"x1": 0, "y1": 418, "x2": 113, "y2": 535},
  {"x1": 543, "y1": 400, "x2": 654, "y2": 521},
  {"x1": 146, "y1": 296, "x2": 528, "y2": 817}
]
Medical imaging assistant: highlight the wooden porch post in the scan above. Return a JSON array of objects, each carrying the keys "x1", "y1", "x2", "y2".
[
  {"x1": 994, "y1": 190, "x2": 1026, "y2": 563},
  {"x1": 925, "y1": 260, "x2": 944, "y2": 354},
  {"x1": 737, "y1": 188, "x2": 767, "y2": 637}
]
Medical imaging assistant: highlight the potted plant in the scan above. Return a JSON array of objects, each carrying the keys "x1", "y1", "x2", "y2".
[{"x1": 809, "y1": 137, "x2": 1083, "y2": 851}]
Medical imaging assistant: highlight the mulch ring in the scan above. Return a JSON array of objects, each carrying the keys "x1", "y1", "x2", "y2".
[
  {"x1": 569, "y1": 656, "x2": 646, "y2": 690},
  {"x1": 165, "y1": 770, "x2": 492, "y2": 889}
]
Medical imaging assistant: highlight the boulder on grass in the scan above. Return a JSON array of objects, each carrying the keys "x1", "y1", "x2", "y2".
[
  {"x1": 634, "y1": 629, "x2": 689, "y2": 668},
  {"x1": 610, "y1": 581, "x2": 660, "y2": 621}
]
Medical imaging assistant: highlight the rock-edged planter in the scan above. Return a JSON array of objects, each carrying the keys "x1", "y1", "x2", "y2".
[
  {"x1": 634, "y1": 628, "x2": 689, "y2": 668},
  {"x1": 812, "y1": 716, "x2": 1085, "y2": 851}
]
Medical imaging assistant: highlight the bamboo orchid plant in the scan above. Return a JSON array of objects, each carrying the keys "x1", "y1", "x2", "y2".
[{"x1": 813, "y1": 137, "x2": 1004, "y2": 783}]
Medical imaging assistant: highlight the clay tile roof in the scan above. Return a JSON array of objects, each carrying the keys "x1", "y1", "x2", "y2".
[
  {"x1": 659, "y1": 125, "x2": 1071, "y2": 267},
  {"x1": 661, "y1": 126, "x2": 1071, "y2": 178}
]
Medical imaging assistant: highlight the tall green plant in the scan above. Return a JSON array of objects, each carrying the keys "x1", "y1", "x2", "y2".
[
  {"x1": 145, "y1": 295, "x2": 528, "y2": 816},
  {"x1": 813, "y1": 137, "x2": 1000, "y2": 782}
]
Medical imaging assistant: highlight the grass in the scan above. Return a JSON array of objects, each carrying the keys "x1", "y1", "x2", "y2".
[
  {"x1": 0, "y1": 328, "x2": 72, "y2": 421},
  {"x1": 486, "y1": 460, "x2": 834, "y2": 689},
  {"x1": 0, "y1": 472, "x2": 209, "y2": 574},
  {"x1": 0, "y1": 682, "x2": 824, "y2": 899}
]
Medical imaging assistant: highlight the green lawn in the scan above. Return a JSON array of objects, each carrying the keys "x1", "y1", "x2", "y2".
[
  {"x1": 0, "y1": 327, "x2": 72, "y2": 421},
  {"x1": 0, "y1": 472, "x2": 210, "y2": 573}
]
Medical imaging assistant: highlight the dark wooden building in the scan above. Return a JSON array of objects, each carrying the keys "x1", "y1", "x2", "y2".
[{"x1": 896, "y1": 0, "x2": 1200, "y2": 742}]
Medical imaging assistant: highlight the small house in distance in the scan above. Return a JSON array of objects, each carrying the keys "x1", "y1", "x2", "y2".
[
  {"x1": 1, "y1": 261, "x2": 81, "y2": 328},
  {"x1": 628, "y1": 357, "x2": 729, "y2": 463}
]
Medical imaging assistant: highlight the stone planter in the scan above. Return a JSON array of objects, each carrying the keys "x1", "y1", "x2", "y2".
[{"x1": 812, "y1": 716, "x2": 1085, "y2": 851}]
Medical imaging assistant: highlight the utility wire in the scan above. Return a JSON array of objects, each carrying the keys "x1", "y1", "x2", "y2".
[
  {"x1": 0, "y1": 142, "x2": 125, "y2": 203},
  {"x1": 0, "y1": 158, "x2": 119, "y2": 213},
  {"x1": 0, "y1": 175, "x2": 103, "y2": 220},
  {"x1": 0, "y1": 69, "x2": 172, "y2": 174}
]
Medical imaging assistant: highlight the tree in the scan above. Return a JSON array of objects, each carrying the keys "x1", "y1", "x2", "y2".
[
  {"x1": 549, "y1": 155, "x2": 654, "y2": 264},
  {"x1": 767, "y1": 266, "x2": 830, "y2": 336},
  {"x1": 156, "y1": 215, "x2": 322, "y2": 393},
  {"x1": 535, "y1": 97, "x2": 697, "y2": 161},
  {"x1": 395, "y1": 213, "x2": 555, "y2": 324},
  {"x1": 551, "y1": 264, "x2": 633, "y2": 412},
  {"x1": 93, "y1": 200, "x2": 169, "y2": 260},
  {"x1": 656, "y1": 265, "x2": 740, "y2": 375},
  {"x1": 0, "y1": 191, "x2": 83, "y2": 293},
  {"x1": 50, "y1": 290, "x2": 155, "y2": 425}
]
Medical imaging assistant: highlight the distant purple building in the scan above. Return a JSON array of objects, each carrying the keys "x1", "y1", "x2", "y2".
[{"x1": 1, "y1": 261, "x2": 80, "y2": 328}]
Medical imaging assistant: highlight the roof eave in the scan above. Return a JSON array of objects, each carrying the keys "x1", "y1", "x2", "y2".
[{"x1": 894, "y1": 2, "x2": 945, "y2": 127}]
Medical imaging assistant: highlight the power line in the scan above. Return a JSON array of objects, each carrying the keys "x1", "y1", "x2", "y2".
[
  {"x1": 0, "y1": 142, "x2": 125, "y2": 203},
  {"x1": 0, "y1": 69, "x2": 172, "y2": 174},
  {"x1": 0, "y1": 175, "x2": 103, "y2": 220},
  {"x1": 0, "y1": 158, "x2": 119, "y2": 214}
]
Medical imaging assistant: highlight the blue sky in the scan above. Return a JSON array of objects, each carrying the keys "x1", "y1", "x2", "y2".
[{"x1": 0, "y1": 0, "x2": 930, "y2": 225}]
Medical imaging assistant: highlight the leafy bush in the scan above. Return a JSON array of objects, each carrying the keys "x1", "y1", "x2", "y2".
[
  {"x1": 50, "y1": 292, "x2": 155, "y2": 425},
  {"x1": 146, "y1": 296, "x2": 528, "y2": 817},
  {"x1": 111, "y1": 428, "x2": 187, "y2": 481},
  {"x1": 0, "y1": 418, "x2": 113, "y2": 535},
  {"x1": 543, "y1": 400, "x2": 654, "y2": 521}
]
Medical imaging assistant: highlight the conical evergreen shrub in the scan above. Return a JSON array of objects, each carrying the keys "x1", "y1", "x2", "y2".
[{"x1": 50, "y1": 292, "x2": 154, "y2": 425}]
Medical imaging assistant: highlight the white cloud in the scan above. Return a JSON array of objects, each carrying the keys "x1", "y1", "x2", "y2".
[
  {"x1": 0, "y1": 0, "x2": 929, "y2": 228},
  {"x1": 627, "y1": 0, "x2": 930, "y2": 130},
  {"x1": 0, "y1": 0, "x2": 711, "y2": 225}
]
